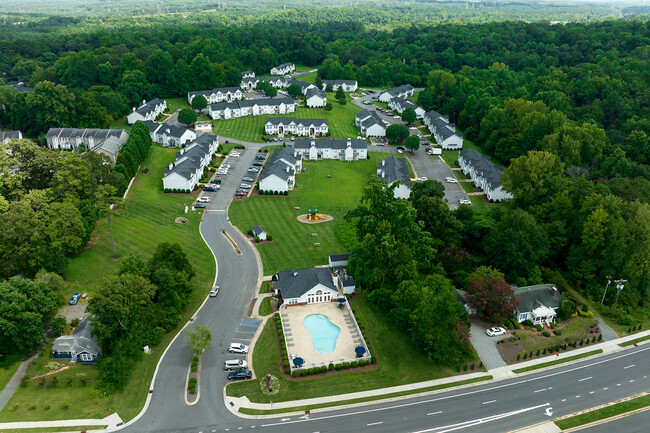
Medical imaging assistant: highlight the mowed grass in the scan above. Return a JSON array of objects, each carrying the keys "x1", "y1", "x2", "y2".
[
  {"x1": 555, "y1": 393, "x2": 650, "y2": 430},
  {"x1": 228, "y1": 153, "x2": 384, "y2": 275},
  {"x1": 258, "y1": 297, "x2": 273, "y2": 316},
  {"x1": 298, "y1": 71, "x2": 317, "y2": 83},
  {"x1": 4, "y1": 144, "x2": 217, "y2": 422},
  {"x1": 518, "y1": 318, "x2": 595, "y2": 353},
  {"x1": 165, "y1": 97, "x2": 188, "y2": 113},
  {"x1": 226, "y1": 293, "x2": 456, "y2": 403},
  {"x1": 212, "y1": 94, "x2": 362, "y2": 143}
]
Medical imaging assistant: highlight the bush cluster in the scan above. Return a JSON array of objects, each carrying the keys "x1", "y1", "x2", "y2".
[
  {"x1": 188, "y1": 378, "x2": 197, "y2": 394},
  {"x1": 259, "y1": 190, "x2": 289, "y2": 196},
  {"x1": 164, "y1": 188, "x2": 191, "y2": 194},
  {"x1": 191, "y1": 356, "x2": 198, "y2": 372}
]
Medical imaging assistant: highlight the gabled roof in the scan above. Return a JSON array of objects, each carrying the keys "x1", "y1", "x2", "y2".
[
  {"x1": 293, "y1": 138, "x2": 367, "y2": 150},
  {"x1": 377, "y1": 156, "x2": 411, "y2": 188},
  {"x1": 140, "y1": 120, "x2": 162, "y2": 134},
  {"x1": 52, "y1": 314, "x2": 101, "y2": 357},
  {"x1": 322, "y1": 79, "x2": 357, "y2": 86},
  {"x1": 0, "y1": 131, "x2": 21, "y2": 141},
  {"x1": 265, "y1": 117, "x2": 327, "y2": 127},
  {"x1": 241, "y1": 77, "x2": 289, "y2": 85},
  {"x1": 259, "y1": 160, "x2": 294, "y2": 182},
  {"x1": 513, "y1": 284, "x2": 563, "y2": 313},
  {"x1": 455, "y1": 289, "x2": 471, "y2": 305},
  {"x1": 267, "y1": 147, "x2": 299, "y2": 166},
  {"x1": 163, "y1": 134, "x2": 216, "y2": 180},
  {"x1": 158, "y1": 124, "x2": 193, "y2": 139},
  {"x1": 342, "y1": 278, "x2": 355, "y2": 288},
  {"x1": 356, "y1": 110, "x2": 384, "y2": 128},
  {"x1": 329, "y1": 253, "x2": 350, "y2": 263},
  {"x1": 459, "y1": 149, "x2": 504, "y2": 189},
  {"x1": 288, "y1": 79, "x2": 313, "y2": 93},
  {"x1": 381, "y1": 84, "x2": 414, "y2": 98},
  {"x1": 252, "y1": 225, "x2": 266, "y2": 237},
  {"x1": 210, "y1": 97, "x2": 294, "y2": 112},
  {"x1": 134, "y1": 98, "x2": 164, "y2": 117},
  {"x1": 95, "y1": 136, "x2": 124, "y2": 155},
  {"x1": 188, "y1": 87, "x2": 240, "y2": 99},
  {"x1": 274, "y1": 63, "x2": 294, "y2": 69},
  {"x1": 274, "y1": 267, "x2": 337, "y2": 299},
  {"x1": 305, "y1": 87, "x2": 326, "y2": 101}
]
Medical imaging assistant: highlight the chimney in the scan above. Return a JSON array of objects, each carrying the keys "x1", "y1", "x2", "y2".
[
  {"x1": 166, "y1": 128, "x2": 171, "y2": 134},
  {"x1": 132, "y1": 107, "x2": 136, "y2": 112},
  {"x1": 347, "y1": 138, "x2": 351, "y2": 147},
  {"x1": 311, "y1": 140, "x2": 315, "y2": 147},
  {"x1": 551, "y1": 286, "x2": 558, "y2": 296},
  {"x1": 181, "y1": 148, "x2": 185, "y2": 155},
  {"x1": 142, "y1": 99, "x2": 146, "y2": 106},
  {"x1": 382, "y1": 159, "x2": 385, "y2": 166},
  {"x1": 286, "y1": 166, "x2": 290, "y2": 173},
  {"x1": 168, "y1": 163, "x2": 173, "y2": 170}
]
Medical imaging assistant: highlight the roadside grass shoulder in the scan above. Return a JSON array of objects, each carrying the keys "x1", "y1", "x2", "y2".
[
  {"x1": 620, "y1": 335, "x2": 650, "y2": 347},
  {"x1": 555, "y1": 393, "x2": 650, "y2": 430},
  {"x1": 512, "y1": 349, "x2": 603, "y2": 374},
  {"x1": 227, "y1": 293, "x2": 459, "y2": 403},
  {"x1": 258, "y1": 297, "x2": 273, "y2": 317},
  {"x1": 0, "y1": 426, "x2": 108, "y2": 433}
]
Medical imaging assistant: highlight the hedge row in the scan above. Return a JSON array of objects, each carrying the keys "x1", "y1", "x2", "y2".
[
  {"x1": 164, "y1": 188, "x2": 192, "y2": 193},
  {"x1": 259, "y1": 190, "x2": 288, "y2": 196}
]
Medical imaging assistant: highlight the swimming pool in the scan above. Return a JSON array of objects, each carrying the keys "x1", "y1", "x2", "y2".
[{"x1": 303, "y1": 314, "x2": 341, "y2": 354}]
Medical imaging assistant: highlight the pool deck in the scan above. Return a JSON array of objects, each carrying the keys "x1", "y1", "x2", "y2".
[{"x1": 280, "y1": 302, "x2": 364, "y2": 368}]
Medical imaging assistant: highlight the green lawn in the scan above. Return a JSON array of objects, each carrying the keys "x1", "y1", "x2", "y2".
[
  {"x1": 460, "y1": 180, "x2": 475, "y2": 194},
  {"x1": 227, "y1": 293, "x2": 457, "y2": 403},
  {"x1": 1, "y1": 144, "x2": 216, "y2": 423},
  {"x1": 213, "y1": 94, "x2": 362, "y2": 143},
  {"x1": 258, "y1": 297, "x2": 273, "y2": 316},
  {"x1": 259, "y1": 281, "x2": 272, "y2": 294},
  {"x1": 228, "y1": 153, "x2": 384, "y2": 275},
  {"x1": 298, "y1": 71, "x2": 317, "y2": 83},
  {"x1": 555, "y1": 394, "x2": 650, "y2": 430},
  {"x1": 513, "y1": 350, "x2": 603, "y2": 374},
  {"x1": 109, "y1": 115, "x2": 129, "y2": 131},
  {"x1": 1, "y1": 427, "x2": 108, "y2": 433},
  {"x1": 165, "y1": 97, "x2": 189, "y2": 113},
  {"x1": 518, "y1": 318, "x2": 595, "y2": 353},
  {"x1": 620, "y1": 335, "x2": 650, "y2": 347}
]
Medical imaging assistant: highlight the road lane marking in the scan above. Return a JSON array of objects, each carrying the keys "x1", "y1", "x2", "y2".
[
  {"x1": 624, "y1": 364, "x2": 635, "y2": 369},
  {"x1": 427, "y1": 411, "x2": 443, "y2": 416},
  {"x1": 561, "y1": 399, "x2": 566, "y2": 402},
  {"x1": 482, "y1": 400, "x2": 497, "y2": 405},
  {"x1": 534, "y1": 388, "x2": 546, "y2": 393},
  {"x1": 604, "y1": 387, "x2": 608, "y2": 390},
  {"x1": 617, "y1": 383, "x2": 622, "y2": 386},
  {"x1": 367, "y1": 422, "x2": 383, "y2": 426},
  {"x1": 579, "y1": 376, "x2": 592, "y2": 382},
  {"x1": 590, "y1": 391, "x2": 595, "y2": 394}
]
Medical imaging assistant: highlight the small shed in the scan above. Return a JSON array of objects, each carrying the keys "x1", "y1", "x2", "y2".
[
  {"x1": 252, "y1": 224, "x2": 267, "y2": 241},
  {"x1": 328, "y1": 253, "x2": 350, "y2": 268},
  {"x1": 342, "y1": 278, "x2": 356, "y2": 295},
  {"x1": 52, "y1": 314, "x2": 101, "y2": 364}
]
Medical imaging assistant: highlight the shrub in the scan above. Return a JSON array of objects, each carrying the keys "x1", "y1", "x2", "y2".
[
  {"x1": 61, "y1": 403, "x2": 69, "y2": 410},
  {"x1": 529, "y1": 351, "x2": 533, "y2": 358},
  {"x1": 598, "y1": 334, "x2": 603, "y2": 341},
  {"x1": 44, "y1": 404, "x2": 50, "y2": 410},
  {"x1": 592, "y1": 336, "x2": 596, "y2": 343},
  {"x1": 463, "y1": 364, "x2": 468, "y2": 371},
  {"x1": 534, "y1": 324, "x2": 543, "y2": 332},
  {"x1": 70, "y1": 318, "x2": 80, "y2": 328},
  {"x1": 523, "y1": 320, "x2": 534, "y2": 327},
  {"x1": 543, "y1": 348, "x2": 547, "y2": 355},
  {"x1": 292, "y1": 371, "x2": 300, "y2": 378},
  {"x1": 581, "y1": 304, "x2": 589, "y2": 312},
  {"x1": 307, "y1": 367, "x2": 315, "y2": 375},
  {"x1": 283, "y1": 360, "x2": 289, "y2": 369},
  {"x1": 523, "y1": 352, "x2": 528, "y2": 359},
  {"x1": 553, "y1": 329, "x2": 562, "y2": 336},
  {"x1": 579, "y1": 339, "x2": 584, "y2": 346},
  {"x1": 573, "y1": 341, "x2": 577, "y2": 348},
  {"x1": 28, "y1": 404, "x2": 36, "y2": 410},
  {"x1": 320, "y1": 366, "x2": 328, "y2": 373},
  {"x1": 188, "y1": 377, "x2": 197, "y2": 394},
  {"x1": 255, "y1": 237, "x2": 261, "y2": 243},
  {"x1": 351, "y1": 361, "x2": 359, "y2": 368},
  {"x1": 328, "y1": 362, "x2": 334, "y2": 371},
  {"x1": 550, "y1": 323, "x2": 556, "y2": 329},
  {"x1": 247, "y1": 229, "x2": 253, "y2": 235},
  {"x1": 300, "y1": 369, "x2": 308, "y2": 377},
  {"x1": 470, "y1": 363, "x2": 475, "y2": 370},
  {"x1": 479, "y1": 362, "x2": 483, "y2": 368},
  {"x1": 335, "y1": 364, "x2": 343, "y2": 371},
  {"x1": 503, "y1": 321, "x2": 511, "y2": 330},
  {"x1": 191, "y1": 356, "x2": 199, "y2": 372},
  {"x1": 456, "y1": 366, "x2": 461, "y2": 372},
  {"x1": 370, "y1": 355, "x2": 377, "y2": 364},
  {"x1": 343, "y1": 362, "x2": 351, "y2": 369},
  {"x1": 516, "y1": 354, "x2": 521, "y2": 360}
]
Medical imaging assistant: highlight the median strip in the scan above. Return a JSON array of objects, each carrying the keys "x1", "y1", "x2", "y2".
[
  {"x1": 555, "y1": 392, "x2": 650, "y2": 430},
  {"x1": 512, "y1": 350, "x2": 603, "y2": 374}
]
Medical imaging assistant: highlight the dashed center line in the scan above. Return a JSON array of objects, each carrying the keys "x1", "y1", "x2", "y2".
[
  {"x1": 534, "y1": 388, "x2": 547, "y2": 393},
  {"x1": 367, "y1": 422, "x2": 384, "y2": 426},
  {"x1": 427, "y1": 411, "x2": 443, "y2": 416},
  {"x1": 578, "y1": 376, "x2": 592, "y2": 382},
  {"x1": 603, "y1": 387, "x2": 608, "y2": 390},
  {"x1": 482, "y1": 400, "x2": 497, "y2": 405},
  {"x1": 624, "y1": 364, "x2": 635, "y2": 369},
  {"x1": 561, "y1": 399, "x2": 566, "y2": 402}
]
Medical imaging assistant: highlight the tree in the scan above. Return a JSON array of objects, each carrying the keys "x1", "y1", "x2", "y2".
[
  {"x1": 25, "y1": 81, "x2": 76, "y2": 135},
  {"x1": 338, "y1": 96, "x2": 347, "y2": 105},
  {"x1": 466, "y1": 278, "x2": 518, "y2": 324},
  {"x1": 502, "y1": 151, "x2": 562, "y2": 207},
  {"x1": 178, "y1": 108, "x2": 197, "y2": 126},
  {"x1": 287, "y1": 83, "x2": 302, "y2": 97},
  {"x1": 326, "y1": 83, "x2": 334, "y2": 93},
  {"x1": 50, "y1": 316, "x2": 67, "y2": 336},
  {"x1": 386, "y1": 124, "x2": 410, "y2": 144},
  {"x1": 335, "y1": 86, "x2": 345, "y2": 101},
  {"x1": 404, "y1": 135, "x2": 420, "y2": 152},
  {"x1": 264, "y1": 86, "x2": 277, "y2": 98},
  {"x1": 324, "y1": 102, "x2": 333, "y2": 112},
  {"x1": 148, "y1": 242, "x2": 195, "y2": 280},
  {"x1": 185, "y1": 325, "x2": 212, "y2": 356},
  {"x1": 314, "y1": 76, "x2": 323, "y2": 91},
  {"x1": 191, "y1": 95, "x2": 208, "y2": 111},
  {"x1": 466, "y1": 266, "x2": 505, "y2": 287},
  {"x1": 401, "y1": 108, "x2": 416, "y2": 124}
]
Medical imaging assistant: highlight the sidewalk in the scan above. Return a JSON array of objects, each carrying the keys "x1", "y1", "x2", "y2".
[
  {"x1": 227, "y1": 330, "x2": 650, "y2": 418},
  {"x1": 0, "y1": 413, "x2": 123, "y2": 431},
  {"x1": 0, "y1": 353, "x2": 38, "y2": 412}
]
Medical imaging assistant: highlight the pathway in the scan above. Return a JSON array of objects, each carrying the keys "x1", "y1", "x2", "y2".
[
  {"x1": 0, "y1": 353, "x2": 38, "y2": 412},
  {"x1": 469, "y1": 320, "x2": 507, "y2": 370}
]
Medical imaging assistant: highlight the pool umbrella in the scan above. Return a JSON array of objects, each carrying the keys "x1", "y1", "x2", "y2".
[
  {"x1": 355, "y1": 346, "x2": 366, "y2": 358},
  {"x1": 337, "y1": 297, "x2": 346, "y2": 303},
  {"x1": 293, "y1": 357, "x2": 304, "y2": 368}
]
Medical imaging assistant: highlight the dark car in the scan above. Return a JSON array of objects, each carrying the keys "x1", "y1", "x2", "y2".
[
  {"x1": 228, "y1": 369, "x2": 252, "y2": 380},
  {"x1": 242, "y1": 176, "x2": 255, "y2": 182},
  {"x1": 69, "y1": 292, "x2": 81, "y2": 305},
  {"x1": 234, "y1": 144, "x2": 246, "y2": 149},
  {"x1": 194, "y1": 203, "x2": 207, "y2": 209},
  {"x1": 255, "y1": 155, "x2": 266, "y2": 160},
  {"x1": 252, "y1": 162, "x2": 264, "y2": 167},
  {"x1": 210, "y1": 179, "x2": 222, "y2": 184},
  {"x1": 203, "y1": 186, "x2": 217, "y2": 192}
]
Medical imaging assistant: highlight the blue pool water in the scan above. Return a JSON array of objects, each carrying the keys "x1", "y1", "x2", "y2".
[{"x1": 303, "y1": 314, "x2": 341, "y2": 354}]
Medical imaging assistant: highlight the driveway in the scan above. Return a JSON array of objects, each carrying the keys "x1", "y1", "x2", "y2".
[{"x1": 470, "y1": 319, "x2": 507, "y2": 369}]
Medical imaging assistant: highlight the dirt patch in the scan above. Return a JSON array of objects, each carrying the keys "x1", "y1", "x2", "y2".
[
  {"x1": 296, "y1": 213, "x2": 334, "y2": 224},
  {"x1": 31, "y1": 366, "x2": 71, "y2": 380},
  {"x1": 247, "y1": 298, "x2": 257, "y2": 318},
  {"x1": 175, "y1": 217, "x2": 189, "y2": 224},
  {"x1": 58, "y1": 300, "x2": 88, "y2": 322}
]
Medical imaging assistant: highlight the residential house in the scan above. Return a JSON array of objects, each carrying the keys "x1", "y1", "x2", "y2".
[
  {"x1": 423, "y1": 110, "x2": 463, "y2": 149},
  {"x1": 321, "y1": 79, "x2": 358, "y2": 92},
  {"x1": 45, "y1": 128, "x2": 129, "y2": 163},
  {"x1": 258, "y1": 147, "x2": 302, "y2": 193},
  {"x1": 388, "y1": 97, "x2": 426, "y2": 119},
  {"x1": 162, "y1": 133, "x2": 219, "y2": 192},
  {"x1": 187, "y1": 87, "x2": 243, "y2": 105},
  {"x1": 355, "y1": 110, "x2": 387, "y2": 137},
  {"x1": 273, "y1": 267, "x2": 338, "y2": 306},
  {"x1": 378, "y1": 84, "x2": 415, "y2": 103},
  {"x1": 127, "y1": 98, "x2": 167, "y2": 124},
  {"x1": 455, "y1": 289, "x2": 477, "y2": 315},
  {"x1": 264, "y1": 117, "x2": 328, "y2": 137},
  {"x1": 288, "y1": 79, "x2": 316, "y2": 94},
  {"x1": 241, "y1": 76, "x2": 289, "y2": 90},
  {"x1": 377, "y1": 155, "x2": 411, "y2": 199},
  {"x1": 270, "y1": 63, "x2": 295, "y2": 76},
  {"x1": 458, "y1": 148, "x2": 512, "y2": 202},
  {"x1": 293, "y1": 138, "x2": 367, "y2": 161},
  {"x1": 305, "y1": 87, "x2": 327, "y2": 108},
  {"x1": 5, "y1": 81, "x2": 33, "y2": 93},
  {"x1": 208, "y1": 97, "x2": 296, "y2": 120},
  {"x1": 0, "y1": 130, "x2": 22, "y2": 143},
  {"x1": 328, "y1": 253, "x2": 350, "y2": 268},
  {"x1": 513, "y1": 284, "x2": 564, "y2": 325},
  {"x1": 141, "y1": 121, "x2": 196, "y2": 147},
  {"x1": 241, "y1": 70, "x2": 255, "y2": 78},
  {"x1": 52, "y1": 314, "x2": 101, "y2": 364},
  {"x1": 252, "y1": 225, "x2": 267, "y2": 241}
]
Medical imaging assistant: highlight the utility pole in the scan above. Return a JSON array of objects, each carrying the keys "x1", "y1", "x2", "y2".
[
  {"x1": 613, "y1": 279, "x2": 627, "y2": 312},
  {"x1": 600, "y1": 276, "x2": 612, "y2": 304}
]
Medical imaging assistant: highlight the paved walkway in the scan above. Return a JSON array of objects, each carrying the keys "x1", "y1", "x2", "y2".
[
  {"x1": 597, "y1": 318, "x2": 618, "y2": 341},
  {"x1": 0, "y1": 413, "x2": 123, "y2": 431},
  {"x1": 0, "y1": 353, "x2": 38, "y2": 412},
  {"x1": 469, "y1": 321, "x2": 507, "y2": 369}
]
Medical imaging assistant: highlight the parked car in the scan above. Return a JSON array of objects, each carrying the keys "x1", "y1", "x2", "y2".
[
  {"x1": 210, "y1": 179, "x2": 222, "y2": 184},
  {"x1": 240, "y1": 183, "x2": 252, "y2": 189},
  {"x1": 235, "y1": 191, "x2": 247, "y2": 197},
  {"x1": 375, "y1": 141, "x2": 385, "y2": 146},
  {"x1": 446, "y1": 177, "x2": 458, "y2": 183},
  {"x1": 417, "y1": 177, "x2": 428, "y2": 181},
  {"x1": 203, "y1": 186, "x2": 217, "y2": 192},
  {"x1": 252, "y1": 162, "x2": 264, "y2": 167},
  {"x1": 229, "y1": 343, "x2": 249, "y2": 354},
  {"x1": 248, "y1": 167, "x2": 260, "y2": 172},
  {"x1": 230, "y1": 153, "x2": 240, "y2": 158},
  {"x1": 242, "y1": 176, "x2": 255, "y2": 182},
  {"x1": 197, "y1": 197, "x2": 210, "y2": 203},
  {"x1": 255, "y1": 155, "x2": 266, "y2": 160},
  {"x1": 209, "y1": 286, "x2": 219, "y2": 297},
  {"x1": 486, "y1": 327, "x2": 507, "y2": 337},
  {"x1": 222, "y1": 164, "x2": 231, "y2": 169},
  {"x1": 217, "y1": 169, "x2": 228, "y2": 175},
  {"x1": 234, "y1": 145, "x2": 246, "y2": 149},
  {"x1": 69, "y1": 292, "x2": 81, "y2": 305},
  {"x1": 459, "y1": 198, "x2": 472, "y2": 205},
  {"x1": 228, "y1": 369, "x2": 252, "y2": 381},
  {"x1": 396, "y1": 146, "x2": 405, "y2": 151},
  {"x1": 224, "y1": 359, "x2": 248, "y2": 370},
  {"x1": 422, "y1": 141, "x2": 430, "y2": 146},
  {"x1": 194, "y1": 203, "x2": 207, "y2": 209}
]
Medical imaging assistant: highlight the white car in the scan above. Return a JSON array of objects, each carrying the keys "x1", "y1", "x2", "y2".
[
  {"x1": 230, "y1": 153, "x2": 240, "y2": 158},
  {"x1": 209, "y1": 286, "x2": 219, "y2": 297},
  {"x1": 397, "y1": 149, "x2": 403, "y2": 154},
  {"x1": 446, "y1": 177, "x2": 458, "y2": 183},
  {"x1": 486, "y1": 327, "x2": 507, "y2": 337},
  {"x1": 229, "y1": 343, "x2": 249, "y2": 354},
  {"x1": 417, "y1": 177, "x2": 428, "y2": 181},
  {"x1": 239, "y1": 183, "x2": 252, "y2": 189},
  {"x1": 197, "y1": 197, "x2": 210, "y2": 203},
  {"x1": 459, "y1": 199, "x2": 472, "y2": 205}
]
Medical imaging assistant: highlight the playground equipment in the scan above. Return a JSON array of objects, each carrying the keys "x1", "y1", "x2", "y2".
[{"x1": 308, "y1": 209, "x2": 324, "y2": 221}]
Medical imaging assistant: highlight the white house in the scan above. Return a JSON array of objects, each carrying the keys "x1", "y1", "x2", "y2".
[
  {"x1": 321, "y1": 79, "x2": 358, "y2": 92},
  {"x1": 388, "y1": 97, "x2": 426, "y2": 119},
  {"x1": 162, "y1": 133, "x2": 219, "y2": 192},
  {"x1": 264, "y1": 118, "x2": 328, "y2": 137},
  {"x1": 274, "y1": 267, "x2": 338, "y2": 306},
  {"x1": 141, "y1": 121, "x2": 196, "y2": 147},
  {"x1": 423, "y1": 110, "x2": 463, "y2": 149},
  {"x1": 241, "y1": 70, "x2": 255, "y2": 78},
  {"x1": 45, "y1": 128, "x2": 129, "y2": 163},
  {"x1": 355, "y1": 110, "x2": 387, "y2": 137},
  {"x1": 378, "y1": 84, "x2": 415, "y2": 103},
  {"x1": 0, "y1": 130, "x2": 22, "y2": 143},
  {"x1": 241, "y1": 76, "x2": 289, "y2": 90},
  {"x1": 127, "y1": 99, "x2": 167, "y2": 124},
  {"x1": 258, "y1": 147, "x2": 302, "y2": 193},
  {"x1": 458, "y1": 148, "x2": 512, "y2": 202},
  {"x1": 208, "y1": 97, "x2": 295, "y2": 120},
  {"x1": 293, "y1": 138, "x2": 368, "y2": 161},
  {"x1": 305, "y1": 87, "x2": 327, "y2": 108},
  {"x1": 377, "y1": 156, "x2": 411, "y2": 199},
  {"x1": 513, "y1": 284, "x2": 564, "y2": 325},
  {"x1": 252, "y1": 225, "x2": 267, "y2": 241},
  {"x1": 270, "y1": 63, "x2": 295, "y2": 76},
  {"x1": 187, "y1": 87, "x2": 243, "y2": 105},
  {"x1": 288, "y1": 79, "x2": 316, "y2": 94}
]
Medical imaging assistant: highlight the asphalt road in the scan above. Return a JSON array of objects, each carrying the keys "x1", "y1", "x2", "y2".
[{"x1": 578, "y1": 406, "x2": 650, "y2": 433}]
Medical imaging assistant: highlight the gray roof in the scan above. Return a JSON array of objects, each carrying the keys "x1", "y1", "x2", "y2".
[
  {"x1": 241, "y1": 77, "x2": 289, "y2": 86},
  {"x1": 293, "y1": 138, "x2": 367, "y2": 150},
  {"x1": 4, "y1": 82, "x2": 33, "y2": 93},
  {"x1": 455, "y1": 289, "x2": 470, "y2": 305},
  {"x1": 381, "y1": 84, "x2": 414, "y2": 98},
  {"x1": 259, "y1": 159, "x2": 294, "y2": 182},
  {"x1": 210, "y1": 97, "x2": 294, "y2": 112},
  {"x1": 134, "y1": 98, "x2": 164, "y2": 117},
  {"x1": 514, "y1": 284, "x2": 563, "y2": 312},
  {"x1": 304, "y1": 86, "x2": 326, "y2": 101},
  {"x1": 140, "y1": 120, "x2": 161, "y2": 134},
  {"x1": 356, "y1": 110, "x2": 384, "y2": 128},
  {"x1": 424, "y1": 110, "x2": 449, "y2": 124},
  {"x1": 342, "y1": 278, "x2": 355, "y2": 288},
  {"x1": 322, "y1": 79, "x2": 357, "y2": 86},
  {"x1": 95, "y1": 135, "x2": 123, "y2": 155},
  {"x1": 377, "y1": 156, "x2": 411, "y2": 188},
  {"x1": 288, "y1": 79, "x2": 313, "y2": 92},
  {"x1": 52, "y1": 313, "x2": 101, "y2": 357},
  {"x1": 329, "y1": 253, "x2": 350, "y2": 263},
  {"x1": 252, "y1": 225, "x2": 266, "y2": 237},
  {"x1": 267, "y1": 147, "x2": 299, "y2": 167},
  {"x1": 242, "y1": 70, "x2": 253, "y2": 75},
  {"x1": 459, "y1": 148, "x2": 504, "y2": 189},
  {"x1": 274, "y1": 63, "x2": 294, "y2": 70},
  {"x1": 158, "y1": 124, "x2": 192, "y2": 139},
  {"x1": 188, "y1": 87, "x2": 240, "y2": 99},
  {"x1": 163, "y1": 134, "x2": 216, "y2": 180},
  {"x1": 265, "y1": 117, "x2": 327, "y2": 127},
  {"x1": 45, "y1": 128, "x2": 125, "y2": 140},
  {"x1": 274, "y1": 267, "x2": 337, "y2": 299},
  {"x1": 0, "y1": 131, "x2": 21, "y2": 141}
]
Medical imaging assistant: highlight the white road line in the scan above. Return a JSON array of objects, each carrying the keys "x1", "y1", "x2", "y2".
[
  {"x1": 482, "y1": 400, "x2": 497, "y2": 405},
  {"x1": 624, "y1": 364, "x2": 635, "y2": 369},
  {"x1": 427, "y1": 411, "x2": 443, "y2": 416},
  {"x1": 534, "y1": 388, "x2": 546, "y2": 393},
  {"x1": 561, "y1": 399, "x2": 566, "y2": 402},
  {"x1": 578, "y1": 376, "x2": 592, "y2": 382},
  {"x1": 576, "y1": 395, "x2": 581, "y2": 398},
  {"x1": 367, "y1": 422, "x2": 383, "y2": 426},
  {"x1": 589, "y1": 391, "x2": 595, "y2": 394},
  {"x1": 604, "y1": 387, "x2": 608, "y2": 390}
]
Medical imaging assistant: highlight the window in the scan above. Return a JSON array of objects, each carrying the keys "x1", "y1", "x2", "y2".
[{"x1": 79, "y1": 353, "x2": 93, "y2": 362}]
